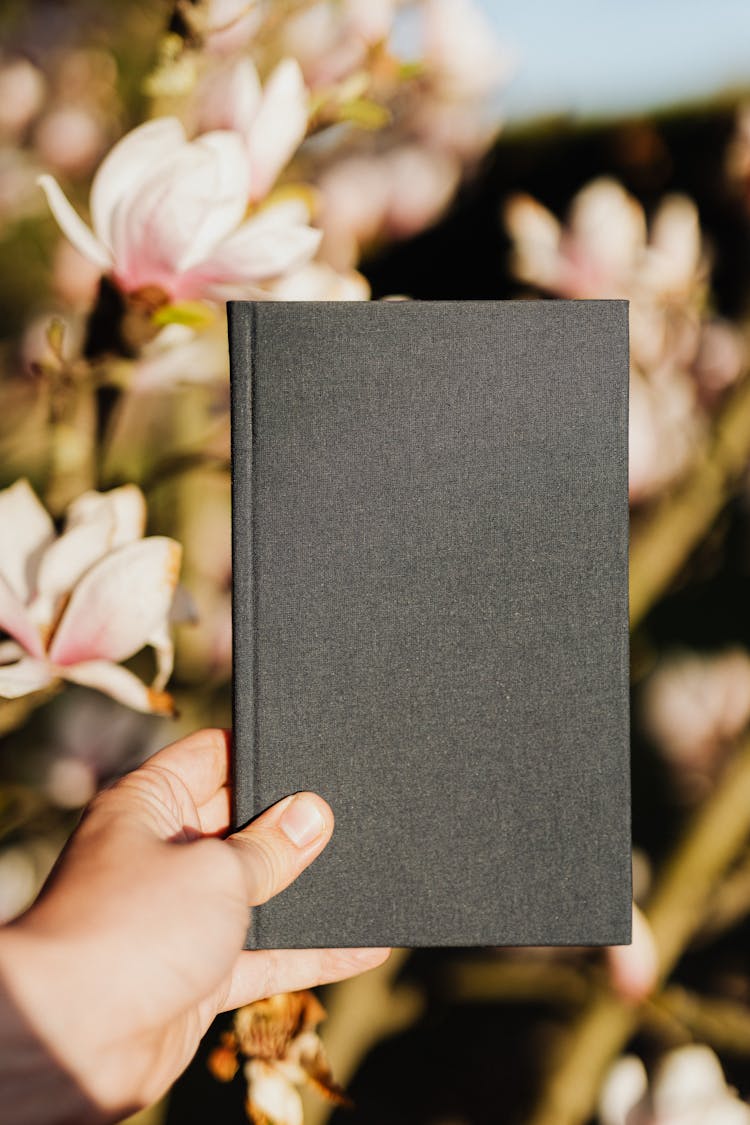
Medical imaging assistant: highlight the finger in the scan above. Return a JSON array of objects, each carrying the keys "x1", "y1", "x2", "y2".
[
  {"x1": 219, "y1": 947, "x2": 392, "y2": 1012},
  {"x1": 198, "y1": 786, "x2": 231, "y2": 836},
  {"x1": 146, "y1": 728, "x2": 230, "y2": 805},
  {"x1": 227, "y1": 792, "x2": 333, "y2": 906}
]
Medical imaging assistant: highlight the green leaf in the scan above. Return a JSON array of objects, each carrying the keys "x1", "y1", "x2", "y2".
[
  {"x1": 397, "y1": 59, "x2": 424, "y2": 81},
  {"x1": 338, "y1": 98, "x2": 391, "y2": 130},
  {"x1": 152, "y1": 301, "x2": 216, "y2": 329}
]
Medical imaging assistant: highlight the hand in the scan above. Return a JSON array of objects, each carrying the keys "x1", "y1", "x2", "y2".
[{"x1": 0, "y1": 728, "x2": 390, "y2": 1123}]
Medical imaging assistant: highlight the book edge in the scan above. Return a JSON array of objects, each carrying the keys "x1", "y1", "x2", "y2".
[{"x1": 228, "y1": 299, "x2": 259, "y2": 949}]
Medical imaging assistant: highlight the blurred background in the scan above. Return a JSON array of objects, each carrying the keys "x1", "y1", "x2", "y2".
[{"x1": 2, "y1": 1, "x2": 750, "y2": 1123}]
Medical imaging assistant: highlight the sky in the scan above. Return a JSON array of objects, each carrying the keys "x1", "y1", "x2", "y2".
[{"x1": 477, "y1": 0, "x2": 750, "y2": 122}]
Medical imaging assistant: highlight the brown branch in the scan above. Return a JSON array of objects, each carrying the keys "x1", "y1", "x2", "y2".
[
  {"x1": 527, "y1": 729, "x2": 750, "y2": 1125},
  {"x1": 630, "y1": 373, "x2": 750, "y2": 628},
  {"x1": 443, "y1": 955, "x2": 591, "y2": 1008},
  {"x1": 654, "y1": 985, "x2": 750, "y2": 1057},
  {"x1": 304, "y1": 949, "x2": 423, "y2": 1125}
]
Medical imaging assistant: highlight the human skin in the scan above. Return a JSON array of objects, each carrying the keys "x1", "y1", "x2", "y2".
[{"x1": 0, "y1": 728, "x2": 391, "y2": 1123}]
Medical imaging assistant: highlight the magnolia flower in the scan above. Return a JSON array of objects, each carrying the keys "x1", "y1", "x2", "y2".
[
  {"x1": 504, "y1": 177, "x2": 744, "y2": 505},
  {"x1": 424, "y1": 0, "x2": 512, "y2": 101},
  {"x1": 504, "y1": 179, "x2": 702, "y2": 303},
  {"x1": 34, "y1": 104, "x2": 107, "y2": 178},
  {"x1": 599, "y1": 1045, "x2": 750, "y2": 1125},
  {"x1": 208, "y1": 991, "x2": 350, "y2": 1125},
  {"x1": 0, "y1": 58, "x2": 46, "y2": 138},
  {"x1": 640, "y1": 648, "x2": 750, "y2": 785},
  {"x1": 280, "y1": 0, "x2": 395, "y2": 88},
  {"x1": 38, "y1": 117, "x2": 321, "y2": 302},
  {"x1": 628, "y1": 367, "x2": 704, "y2": 505},
  {"x1": 0, "y1": 479, "x2": 181, "y2": 716},
  {"x1": 317, "y1": 146, "x2": 459, "y2": 270},
  {"x1": 504, "y1": 179, "x2": 709, "y2": 369},
  {"x1": 203, "y1": 0, "x2": 264, "y2": 55},
  {"x1": 194, "y1": 58, "x2": 309, "y2": 202}
]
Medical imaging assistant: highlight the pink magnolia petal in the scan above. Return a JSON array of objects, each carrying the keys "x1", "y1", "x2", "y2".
[
  {"x1": 347, "y1": 0, "x2": 396, "y2": 43},
  {"x1": 606, "y1": 904, "x2": 659, "y2": 1003},
  {"x1": 0, "y1": 658, "x2": 55, "y2": 699},
  {"x1": 197, "y1": 57, "x2": 261, "y2": 135},
  {"x1": 569, "y1": 178, "x2": 646, "y2": 283},
  {"x1": 90, "y1": 117, "x2": 187, "y2": 252},
  {"x1": 34, "y1": 485, "x2": 148, "y2": 622},
  {"x1": 0, "y1": 478, "x2": 55, "y2": 602},
  {"x1": 246, "y1": 58, "x2": 308, "y2": 201},
  {"x1": 189, "y1": 205, "x2": 322, "y2": 294},
  {"x1": 61, "y1": 659, "x2": 175, "y2": 716},
  {"x1": 110, "y1": 131, "x2": 250, "y2": 290},
  {"x1": 426, "y1": 0, "x2": 510, "y2": 99},
  {"x1": 0, "y1": 572, "x2": 44, "y2": 659},
  {"x1": 48, "y1": 537, "x2": 181, "y2": 667},
  {"x1": 646, "y1": 195, "x2": 702, "y2": 296},
  {"x1": 205, "y1": 0, "x2": 263, "y2": 55},
  {"x1": 37, "y1": 174, "x2": 112, "y2": 271},
  {"x1": 66, "y1": 484, "x2": 146, "y2": 544},
  {"x1": 504, "y1": 193, "x2": 562, "y2": 292}
]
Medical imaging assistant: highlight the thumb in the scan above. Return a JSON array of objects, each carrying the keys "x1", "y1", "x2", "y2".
[{"x1": 226, "y1": 792, "x2": 334, "y2": 906}]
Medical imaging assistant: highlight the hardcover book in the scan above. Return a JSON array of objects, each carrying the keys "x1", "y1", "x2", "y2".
[{"x1": 229, "y1": 299, "x2": 631, "y2": 949}]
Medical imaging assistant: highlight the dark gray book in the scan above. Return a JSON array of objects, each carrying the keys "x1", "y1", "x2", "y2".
[{"x1": 229, "y1": 299, "x2": 631, "y2": 949}]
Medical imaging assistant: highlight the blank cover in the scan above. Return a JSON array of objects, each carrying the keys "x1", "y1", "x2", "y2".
[{"x1": 229, "y1": 299, "x2": 631, "y2": 949}]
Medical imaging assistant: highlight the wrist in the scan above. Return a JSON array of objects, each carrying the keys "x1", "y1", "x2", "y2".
[{"x1": 0, "y1": 919, "x2": 124, "y2": 1124}]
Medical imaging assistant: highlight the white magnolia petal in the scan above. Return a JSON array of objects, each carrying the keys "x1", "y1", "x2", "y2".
[
  {"x1": 245, "y1": 1060, "x2": 304, "y2": 1125},
  {"x1": 246, "y1": 58, "x2": 308, "y2": 201},
  {"x1": 48, "y1": 537, "x2": 181, "y2": 667},
  {"x1": 195, "y1": 214, "x2": 322, "y2": 290},
  {"x1": 569, "y1": 177, "x2": 646, "y2": 280},
  {"x1": 0, "y1": 478, "x2": 55, "y2": 601},
  {"x1": 148, "y1": 622, "x2": 175, "y2": 692},
  {"x1": 197, "y1": 57, "x2": 261, "y2": 134},
  {"x1": 34, "y1": 486, "x2": 147, "y2": 618},
  {"x1": 652, "y1": 1045, "x2": 728, "y2": 1113},
  {"x1": 425, "y1": 0, "x2": 510, "y2": 99},
  {"x1": 267, "y1": 261, "x2": 370, "y2": 301},
  {"x1": 250, "y1": 196, "x2": 315, "y2": 229},
  {"x1": 0, "y1": 658, "x2": 56, "y2": 699},
  {"x1": 0, "y1": 641, "x2": 24, "y2": 662},
  {"x1": 90, "y1": 117, "x2": 187, "y2": 251},
  {"x1": 61, "y1": 659, "x2": 175, "y2": 716},
  {"x1": 37, "y1": 175, "x2": 112, "y2": 271},
  {"x1": 598, "y1": 1056, "x2": 648, "y2": 1125},
  {"x1": 133, "y1": 324, "x2": 229, "y2": 390},
  {"x1": 34, "y1": 523, "x2": 113, "y2": 616},
  {"x1": 176, "y1": 131, "x2": 252, "y2": 271},
  {"x1": 110, "y1": 130, "x2": 250, "y2": 288},
  {"x1": 66, "y1": 485, "x2": 146, "y2": 545},
  {"x1": 647, "y1": 194, "x2": 702, "y2": 294},
  {"x1": 0, "y1": 572, "x2": 44, "y2": 659}
]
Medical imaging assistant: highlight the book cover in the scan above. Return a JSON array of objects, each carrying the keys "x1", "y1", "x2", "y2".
[{"x1": 229, "y1": 299, "x2": 631, "y2": 949}]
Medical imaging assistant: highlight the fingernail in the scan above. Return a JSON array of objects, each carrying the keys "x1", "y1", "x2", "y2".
[{"x1": 279, "y1": 794, "x2": 327, "y2": 848}]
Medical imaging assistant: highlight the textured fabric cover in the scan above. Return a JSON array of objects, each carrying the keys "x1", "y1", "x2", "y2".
[{"x1": 229, "y1": 299, "x2": 631, "y2": 949}]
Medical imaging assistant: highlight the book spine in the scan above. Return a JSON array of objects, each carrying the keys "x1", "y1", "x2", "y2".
[{"x1": 228, "y1": 300, "x2": 259, "y2": 948}]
